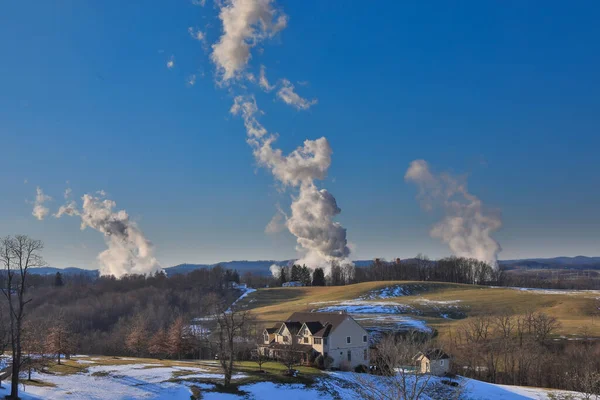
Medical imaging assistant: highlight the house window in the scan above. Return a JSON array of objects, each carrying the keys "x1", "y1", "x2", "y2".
[
  {"x1": 303, "y1": 337, "x2": 309, "y2": 344},
  {"x1": 283, "y1": 335, "x2": 289, "y2": 343},
  {"x1": 347, "y1": 350, "x2": 352, "y2": 362},
  {"x1": 346, "y1": 336, "x2": 351, "y2": 344},
  {"x1": 363, "y1": 349, "x2": 368, "y2": 360},
  {"x1": 263, "y1": 333, "x2": 269, "y2": 343},
  {"x1": 363, "y1": 335, "x2": 367, "y2": 343},
  {"x1": 440, "y1": 360, "x2": 444, "y2": 366},
  {"x1": 314, "y1": 338, "x2": 322, "y2": 345}
]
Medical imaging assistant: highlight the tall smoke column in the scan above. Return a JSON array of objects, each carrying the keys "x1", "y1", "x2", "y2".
[
  {"x1": 208, "y1": 0, "x2": 351, "y2": 273},
  {"x1": 53, "y1": 192, "x2": 162, "y2": 277},
  {"x1": 231, "y1": 96, "x2": 351, "y2": 271},
  {"x1": 405, "y1": 159, "x2": 502, "y2": 267}
]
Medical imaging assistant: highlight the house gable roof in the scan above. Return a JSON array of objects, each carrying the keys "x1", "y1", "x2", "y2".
[
  {"x1": 285, "y1": 312, "x2": 359, "y2": 338},
  {"x1": 418, "y1": 349, "x2": 450, "y2": 360}
]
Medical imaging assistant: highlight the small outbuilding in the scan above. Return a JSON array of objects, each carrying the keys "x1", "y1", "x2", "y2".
[{"x1": 414, "y1": 349, "x2": 451, "y2": 376}]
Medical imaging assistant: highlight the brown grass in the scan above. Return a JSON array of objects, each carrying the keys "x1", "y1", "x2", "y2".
[{"x1": 240, "y1": 281, "x2": 600, "y2": 337}]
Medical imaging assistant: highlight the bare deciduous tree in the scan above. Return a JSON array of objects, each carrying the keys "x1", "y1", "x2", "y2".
[
  {"x1": 0, "y1": 235, "x2": 44, "y2": 399},
  {"x1": 125, "y1": 314, "x2": 149, "y2": 357},
  {"x1": 211, "y1": 301, "x2": 251, "y2": 387},
  {"x1": 251, "y1": 342, "x2": 268, "y2": 372},
  {"x1": 354, "y1": 332, "x2": 435, "y2": 400},
  {"x1": 46, "y1": 322, "x2": 75, "y2": 365},
  {"x1": 167, "y1": 316, "x2": 193, "y2": 360},
  {"x1": 148, "y1": 328, "x2": 169, "y2": 359}
]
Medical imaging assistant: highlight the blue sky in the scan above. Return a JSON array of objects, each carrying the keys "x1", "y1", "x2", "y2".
[{"x1": 1, "y1": 1, "x2": 599, "y2": 269}]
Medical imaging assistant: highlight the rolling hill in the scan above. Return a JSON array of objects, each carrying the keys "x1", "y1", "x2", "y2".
[{"x1": 234, "y1": 281, "x2": 600, "y2": 338}]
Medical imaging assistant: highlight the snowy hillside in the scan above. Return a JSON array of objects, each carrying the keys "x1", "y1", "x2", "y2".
[{"x1": 0, "y1": 356, "x2": 588, "y2": 400}]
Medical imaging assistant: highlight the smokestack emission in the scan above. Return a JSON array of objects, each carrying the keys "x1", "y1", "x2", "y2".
[
  {"x1": 231, "y1": 96, "x2": 352, "y2": 272},
  {"x1": 405, "y1": 159, "x2": 502, "y2": 268},
  {"x1": 207, "y1": 0, "x2": 351, "y2": 275},
  {"x1": 51, "y1": 191, "x2": 162, "y2": 277}
]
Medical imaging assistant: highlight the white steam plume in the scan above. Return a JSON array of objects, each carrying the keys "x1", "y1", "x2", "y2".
[
  {"x1": 211, "y1": 0, "x2": 287, "y2": 81},
  {"x1": 53, "y1": 192, "x2": 162, "y2": 277},
  {"x1": 258, "y1": 65, "x2": 274, "y2": 92},
  {"x1": 405, "y1": 159, "x2": 502, "y2": 267},
  {"x1": 276, "y1": 79, "x2": 317, "y2": 111},
  {"x1": 32, "y1": 187, "x2": 51, "y2": 221},
  {"x1": 231, "y1": 96, "x2": 351, "y2": 270}
]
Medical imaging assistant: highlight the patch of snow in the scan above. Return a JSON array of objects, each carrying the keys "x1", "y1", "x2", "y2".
[
  {"x1": 354, "y1": 315, "x2": 432, "y2": 333},
  {"x1": 76, "y1": 360, "x2": 97, "y2": 364},
  {"x1": 416, "y1": 298, "x2": 461, "y2": 305},
  {"x1": 359, "y1": 284, "x2": 425, "y2": 300},
  {"x1": 226, "y1": 287, "x2": 256, "y2": 312},
  {"x1": 242, "y1": 382, "x2": 328, "y2": 400},
  {"x1": 492, "y1": 286, "x2": 600, "y2": 296},
  {"x1": 315, "y1": 300, "x2": 415, "y2": 315},
  {"x1": 17, "y1": 362, "x2": 246, "y2": 399}
]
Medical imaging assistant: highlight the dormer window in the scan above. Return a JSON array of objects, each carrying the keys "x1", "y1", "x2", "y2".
[{"x1": 263, "y1": 332, "x2": 269, "y2": 343}]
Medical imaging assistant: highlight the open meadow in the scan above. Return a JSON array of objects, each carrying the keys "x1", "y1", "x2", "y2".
[{"x1": 238, "y1": 281, "x2": 600, "y2": 338}]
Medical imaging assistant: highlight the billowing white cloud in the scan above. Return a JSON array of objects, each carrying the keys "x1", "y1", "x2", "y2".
[
  {"x1": 231, "y1": 96, "x2": 350, "y2": 270},
  {"x1": 405, "y1": 160, "x2": 502, "y2": 267},
  {"x1": 32, "y1": 187, "x2": 51, "y2": 221},
  {"x1": 211, "y1": 0, "x2": 287, "y2": 81},
  {"x1": 53, "y1": 192, "x2": 162, "y2": 277},
  {"x1": 276, "y1": 79, "x2": 317, "y2": 110}
]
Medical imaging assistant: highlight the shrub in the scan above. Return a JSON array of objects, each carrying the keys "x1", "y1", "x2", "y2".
[
  {"x1": 354, "y1": 364, "x2": 368, "y2": 373},
  {"x1": 314, "y1": 354, "x2": 334, "y2": 370}
]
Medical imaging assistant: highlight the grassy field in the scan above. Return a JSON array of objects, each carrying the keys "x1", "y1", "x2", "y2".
[{"x1": 238, "y1": 281, "x2": 600, "y2": 338}]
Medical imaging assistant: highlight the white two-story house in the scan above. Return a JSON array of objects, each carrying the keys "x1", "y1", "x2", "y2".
[{"x1": 260, "y1": 311, "x2": 370, "y2": 369}]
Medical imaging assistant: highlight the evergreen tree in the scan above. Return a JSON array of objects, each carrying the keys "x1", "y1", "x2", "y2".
[
  {"x1": 312, "y1": 268, "x2": 326, "y2": 286},
  {"x1": 300, "y1": 265, "x2": 312, "y2": 286},
  {"x1": 54, "y1": 271, "x2": 64, "y2": 287},
  {"x1": 291, "y1": 264, "x2": 301, "y2": 282},
  {"x1": 279, "y1": 267, "x2": 287, "y2": 286}
]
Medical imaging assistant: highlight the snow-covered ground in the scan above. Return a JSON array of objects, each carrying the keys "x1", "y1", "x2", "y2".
[
  {"x1": 492, "y1": 286, "x2": 600, "y2": 296},
  {"x1": 0, "y1": 361, "x2": 246, "y2": 400},
  {"x1": 359, "y1": 284, "x2": 427, "y2": 300},
  {"x1": 0, "y1": 362, "x2": 589, "y2": 400},
  {"x1": 226, "y1": 286, "x2": 256, "y2": 312},
  {"x1": 314, "y1": 300, "x2": 416, "y2": 314}
]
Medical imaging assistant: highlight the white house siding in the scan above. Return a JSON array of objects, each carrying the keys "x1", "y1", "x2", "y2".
[{"x1": 327, "y1": 319, "x2": 369, "y2": 369}]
